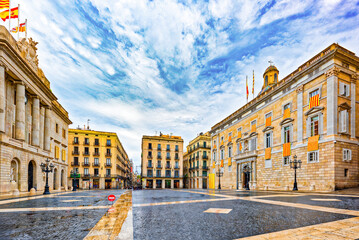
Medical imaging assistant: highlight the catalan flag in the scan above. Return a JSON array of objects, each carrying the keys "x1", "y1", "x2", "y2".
[
  {"x1": 212, "y1": 161, "x2": 215, "y2": 169},
  {"x1": 265, "y1": 148, "x2": 271, "y2": 159},
  {"x1": 0, "y1": 7, "x2": 18, "y2": 21},
  {"x1": 283, "y1": 142, "x2": 291, "y2": 157},
  {"x1": 265, "y1": 116, "x2": 271, "y2": 127},
  {"x1": 18, "y1": 21, "x2": 26, "y2": 32},
  {"x1": 228, "y1": 158, "x2": 232, "y2": 166},
  {"x1": 252, "y1": 70, "x2": 255, "y2": 97},
  {"x1": 246, "y1": 75, "x2": 249, "y2": 102},
  {"x1": 0, "y1": 0, "x2": 9, "y2": 10},
  {"x1": 10, "y1": 26, "x2": 16, "y2": 33},
  {"x1": 309, "y1": 94, "x2": 319, "y2": 108},
  {"x1": 239, "y1": 142, "x2": 242, "y2": 151}
]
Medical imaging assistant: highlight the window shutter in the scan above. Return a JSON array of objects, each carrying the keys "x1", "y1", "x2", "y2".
[
  {"x1": 281, "y1": 127, "x2": 284, "y2": 144},
  {"x1": 306, "y1": 118, "x2": 310, "y2": 138},
  {"x1": 346, "y1": 110, "x2": 349, "y2": 134},
  {"x1": 343, "y1": 150, "x2": 347, "y2": 160},
  {"x1": 339, "y1": 82, "x2": 344, "y2": 96},
  {"x1": 270, "y1": 132, "x2": 273, "y2": 147},
  {"x1": 290, "y1": 125, "x2": 293, "y2": 143},
  {"x1": 349, "y1": 150, "x2": 352, "y2": 160},
  {"x1": 263, "y1": 135, "x2": 266, "y2": 148}
]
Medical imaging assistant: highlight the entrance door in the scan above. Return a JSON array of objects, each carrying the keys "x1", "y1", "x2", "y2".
[
  {"x1": 197, "y1": 179, "x2": 199, "y2": 188},
  {"x1": 243, "y1": 171, "x2": 250, "y2": 189},
  {"x1": 156, "y1": 180, "x2": 162, "y2": 188},
  {"x1": 202, "y1": 178, "x2": 207, "y2": 189},
  {"x1": 165, "y1": 180, "x2": 171, "y2": 188},
  {"x1": 28, "y1": 161, "x2": 34, "y2": 191},
  {"x1": 105, "y1": 180, "x2": 111, "y2": 189}
]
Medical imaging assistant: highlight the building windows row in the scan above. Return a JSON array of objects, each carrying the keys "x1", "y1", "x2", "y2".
[{"x1": 72, "y1": 137, "x2": 111, "y2": 146}]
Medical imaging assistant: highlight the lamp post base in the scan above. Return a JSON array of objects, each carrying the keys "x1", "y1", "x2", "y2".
[
  {"x1": 293, "y1": 182, "x2": 298, "y2": 191},
  {"x1": 43, "y1": 186, "x2": 50, "y2": 195}
]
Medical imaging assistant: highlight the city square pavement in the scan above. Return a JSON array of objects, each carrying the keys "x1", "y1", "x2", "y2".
[{"x1": 1, "y1": 189, "x2": 359, "y2": 239}]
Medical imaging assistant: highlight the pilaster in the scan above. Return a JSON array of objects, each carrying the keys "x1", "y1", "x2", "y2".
[
  {"x1": 0, "y1": 64, "x2": 5, "y2": 133},
  {"x1": 326, "y1": 67, "x2": 339, "y2": 136},
  {"x1": 44, "y1": 107, "x2": 51, "y2": 151},
  {"x1": 350, "y1": 74, "x2": 357, "y2": 138},
  {"x1": 39, "y1": 106, "x2": 45, "y2": 149},
  {"x1": 296, "y1": 85, "x2": 304, "y2": 142}
]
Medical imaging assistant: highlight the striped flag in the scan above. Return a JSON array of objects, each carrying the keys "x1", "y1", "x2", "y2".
[
  {"x1": 0, "y1": 0, "x2": 9, "y2": 10},
  {"x1": 252, "y1": 70, "x2": 255, "y2": 96},
  {"x1": 246, "y1": 75, "x2": 249, "y2": 102},
  {"x1": 0, "y1": 7, "x2": 18, "y2": 21},
  {"x1": 309, "y1": 94, "x2": 320, "y2": 108}
]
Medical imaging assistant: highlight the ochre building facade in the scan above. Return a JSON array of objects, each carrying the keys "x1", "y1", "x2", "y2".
[
  {"x1": 0, "y1": 26, "x2": 72, "y2": 196},
  {"x1": 141, "y1": 134, "x2": 184, "y2": 189},
  {"x1": 68, "y1": 128, "x2": 130, "y2": 190},
  {"x1": 210, "y1": 43, "x2": 359, "y2": 192},
  {"x1": 183, "y1": 132, "x2": 211, "y2": 189}
]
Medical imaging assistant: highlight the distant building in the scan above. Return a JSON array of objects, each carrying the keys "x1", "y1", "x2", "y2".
[
  {"x1": 141, "y1": 133, "x2": 184, "y2": 189},
  {"x1": 183, "y1": 132, "x2": 211, "y2": 189},
  {"x1": 0, "y1": 26, "x2": 72, "y2": 195},
  {"x1": 210, "y1": 43, "x2": 359, "y2": 191},
  {"x1": 68, "y1": 128, "x2": 130, "y2": 189}
]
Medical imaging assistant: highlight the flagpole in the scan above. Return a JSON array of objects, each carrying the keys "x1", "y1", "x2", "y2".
[
  {"x1": 25, "y1": 18, "x2": 27, "y2": 39},
  {"x1": 8, "y1": 0, "x2": 10, "y2": 31},
  {"x1": 17, "y1": 4, "x2": 19, "y2": 40},
  {"x1": 252, "y1": 70, "x2": 255, "y2": 99},
  {"x1": 246, "y1": 75, "x2": 248, "y2": 103}
]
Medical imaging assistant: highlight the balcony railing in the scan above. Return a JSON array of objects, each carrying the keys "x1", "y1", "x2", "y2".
[
  {"x1": 165, "y1": 174, "x2": 171, "y2": 178},
  {"x1": 92, "y1": 162, "x2": 100, "y2": 167},
  {"x1": 104, "y1": 174, "x2": 116, "y2": 178},
  {"x1": 165, "y1": 164, "x2": 171, "y2": 169},
  {"x1": 83, "y1": 141, "x2": 90, "y2": 145},
  {"x1": 106, "y1": 143, "x2": 112, "y2": 147},
  {"x1": 203, "y1": 155, "x2": 208, "y2": 159},
  {"x1": 175, "y1": 157, "x2": 179, "y2": 160},
  {"x1": 157, "y1": 155, "x2": 162, "y2": 159},
  {"x1": 175, "y1": 148, "x2": 179, "y2": 152},
  {"x1": 148, "y1": 146, "x2": 152, "y2": 150},
  {"x1": 105, "y1": 163, "x2": 112, "y2": 167},
  {"x1": 166, "y1": 156, "x2": 171, "y2": 160},
  {"x1": 93, "y1": 174, "x2": 100, "y2": 178},
  {"x1": 147, "y1": 174, "x2": 153, "y2": 178},
  {"x1": 157, "y1": 147, "x2": 161, "y2": 151},
  {"x1": 71, "y1": 162, "x2": 79, "y2": 166},
  {"x1": 202, "y1": 166, "x2": 209, "y2": 170},
  {"x1": 93, "y1": 152, "x2": 100, "y2": 156},
  {"x1": 82, "y1": 162, "x2": 90, "y2": 167},
  {"x1": 156, "y1": 164, "x2": 162, "y2": 169},
  {"x1": 82, "y1": 173, "x2": 91, "y2": 178},
  {"x1": 147, "y1": 155, "x2": 153, "y2": 159},
  {"x1": 72, "y1": 140, "x2": 79, "y2": 145},
  {"x1": 105, "y1": 153, "x2": 112, "y2": 157},
  {"x1": 83, "y1": 152, "x2": 90, "y2": 156},
  {"x1": 234, "y1": 150, "x2": 258, "y2": 161},
  {"x1": 156, "y1": 174, "x2": 161, "y2": 177},
  {"x1": 72, "y1": 151, "x2": 79, "y2": 155},
  {"x1": 166, "y1": 148, "x2": 170, "y2": 151},
  {"x1": 174, "y1": 166, "x2": 180, "y2": 169},
  {"x1": 147, "y1": 164, "x2": 153, "y2": 168}
]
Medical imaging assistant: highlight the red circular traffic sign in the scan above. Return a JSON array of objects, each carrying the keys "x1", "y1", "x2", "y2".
[
  {"x1": 108, "y1": 207, "x2": 115, "y2": 213},
  {"x1": 108, "y1": 195, "x2": 116, "y2": 201}
]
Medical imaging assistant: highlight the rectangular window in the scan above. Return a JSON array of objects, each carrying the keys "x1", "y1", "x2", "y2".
[
  {"x1": 221, "y1": 136, "x2": 224, "y2": 142},
  {"x1": 148, "y1": 151, "x2": 152, "y2": 157},
  {"x1": 156, "y1": 170, "x2": 161, "y2": 177},
  {"x1": 344, "y1": 169, "x2": 349, "y2": 177},
  {"x1": 74, "y1": 137, "x2": 78, "y2": 144},
  {"x1": 175, "y1": 161, "x2": 179, "y2": 168},
  {"x1": 175, "y1": 153, "x2": 179, "y2": 159},
  {"x1": 228, "y1": 165, "x2": 232, "y2": 172},
  {"x1": 339, "y1": 110, "x2": 349, "y2": 133},
  {"x1": 284, "y1": 103, "x2": 290, "y2": 110},
  {"x1": 106, "y1": 169, "x2": 111, "y2": 176},
  {"x1": 249, "y1": 138, "x2": 257, "y2": 151},
  {"x1": 340, "y1": 82, "x2": 350, "y2": 97},
  {"x1": 265, "y1": 112, "x2": 272, "y2": 119},
  {"x1": 94, "y1": 138, "x2": 99, "y2": 145},
  {"x1": 265, "y1": 132, "x2": 272, "y2": 148},
  {"x1": 94, "y1": 168, "x2": 99, "y2": 175},
  {"x1": 84, "y1": 138, "x2": 89, "y2": 144},
  {"x1": 220, "y1": 149, "x2": 224, "y2": 160},
  {"x1": 157, "y1": 160, "x2": 161, "y2": 167},
  {"x1": 165, "y1": 170, "x2": 171, "y2": 177},
  {"x1": 55, "y1": 123, "x2": 59, "y2": 133},
  {"x1": 106, "y1": 139, "x2": 111, "y2": 146},
  {"x1": 94, "y1": 158, "x2": 99, "y2": 164},
  {"x1": 228, "y1": 146, "x2": 232, "y2": 158},
  {"x1": 174, "y1": 170, "x2": 179, "y2": 177},
  {"x1": 283, "y1": 156, "x2": 290, "y2": 166},
  {"x1": 343, "y1": 149, "x2": 352, "y2": 161},
  {"x1": 148, "y1": 160, "x2": 152, "y2": 167},
  {"x1": 84, "y1": 157, "x2": 89, "y2": 164},
  {"x1": 310, "y1": 116, "x2": 319, "y2": 136},
  {"x1": 147, "y1": 170, "x2": 153, "y2": 177},
  {"x1": 308, "y1": 151, "x2": 319, "y2": 163},
  {"x1": 157, "y1": 144, "x2": 161, "y2": 150},
  {"x1": 148, "y1": 143, "x2": 152, "y2": 149},
  {"x1": 175, "y1": 145, "x2": 179, "y2": 151},
  {"x1": 166, "y1": 152, "x2": 170, "y2": 159},
  {"x1": 284, "y1": 126, "x2": 290, "y2": 143},
  {"x1": 62, "y1": 129, "x2": 66, "y2": 138},
  {"x1": 84, "y1": 168, "x2": 89, "y2": 175},
  {"x1": 106, "y1": 158, "x2": 111, "y2": 165},
  {"x1": 213, "y1": 152, "x2": 216, "y2": 161},
  {"x1": 265, "y1": 159, "x2": 272, "y2": 168},
  {"x1": 157, "y1": 152, "x2": 161, "y2": 158},
  {"x1": 203, "y1": 142, "x2": 206, "y2": 148},
  {"x1": 84, "y1": 147, "x2": 89, "y2": 155},
  {"x1": 166, "y1": 144, "x2": 170, "y2": 151}
]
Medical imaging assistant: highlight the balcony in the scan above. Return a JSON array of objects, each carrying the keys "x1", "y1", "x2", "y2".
[
  {"x1": 105, "y1": 153, "x2": 112, "y2": 157},
  {"x1": 82, "y1": 162, "x2": 90, "y2": 167},
  {"x1": 72, "y1": 151, "x2": 79, "y2": 155},
  {"x1": 83, "y1": 152, "x2": 90, "y2": 156},
  {"x1": 93, "y1": 174, "x2": 100, "y2": 178},
  {"x1": 174, "y1": 166, "x2": 180, "y2": 169},
  {"x1": 166, "y1": 156, "x2": 171, "y2": 160},
  {"x1": 105, "y1": 163, "x2": 112, "y2": 168},
  {"x1": 71, "y1": 162, "x2": 79, "y2": 166},
  {"x1": 147, "y1": 155, "x2": 153, "y2": 159},
  {"x1": 72, "y1": 140, "x2": 79, "y2": 145},
  {"x1": 157, "y1": 155, "x2": 162, "y2": 159},
  {"x1": 147, "y1": 174, "x2": 153, "y2": 178},
  {"x1": 166, "y1": 148, "x2": 170, "y2": 152},
  {"x1": 83, "y1": 173, "x2": 91, "y2": 178},
  {"x1": 106, "y1": 143, "x2": 112, "y2": 147},
  {"x1": 202, "y1": 155, "x2": 208, "y2": 159},
  {"x1": 174, "y1": 175, "x2": 180, "y2": 178},
  {"x1": 156, "y1": 174, "x2": 161, "y2": 177},
  {"x1": 104, "y1": 174, "x2": 114, "y2": 178},
  {"x1": 165, "y1": 174, "x2": 171, "y2": 178},
  {"x1": 234, "y1": 150, "x2": 258, "y2": 161},
  {"x1": 83, "y1": 141, "x2": 90, "y2": 145},
  {"x1": 156, "y1": 164, "x2": 162, "y2": 169},
  {"x1": 147, "y1": 164, "x2": 153, "y2": 168},
  {"x1": 202, "y1": 166, "x2": 209, "y2": 170},
  {"x1": 93, "y1": 152, "x2": 100, "y2": 156},
  {"x1": 195, "y1": 166, "x2": 199, "y2": 169},
  {"x1": 195, "y1": 156, "x2": 199, "y2": 159},
  {"x1": 92, "y1": 162, "x2": 100, "y2": 167},
  {"x1": 165, "y1": 164, "x2": 171, "y2": 169}
]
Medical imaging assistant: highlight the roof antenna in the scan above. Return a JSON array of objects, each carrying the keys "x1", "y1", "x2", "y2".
[{"x1": 87, "y1": 119, "x2": 90, "y2": 130}]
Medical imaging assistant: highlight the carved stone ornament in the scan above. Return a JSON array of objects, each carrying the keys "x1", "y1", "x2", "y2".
[
  {"x1": 351, "y1": 74, "x2": 358, "y2": 83},
  {"x1": 325, "y1": 66, "x2": 340, "y2": 78},
  {"x1": 17, "y1": 38, "x2": 39, "y2": 71},
  {"x1": 296, "y1": 85, "x2": 304, "y2": 93}
]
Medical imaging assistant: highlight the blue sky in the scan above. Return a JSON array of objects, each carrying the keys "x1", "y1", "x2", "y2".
[{"x1": 12, "y1": 0, "x2": 359, "y2": 171}]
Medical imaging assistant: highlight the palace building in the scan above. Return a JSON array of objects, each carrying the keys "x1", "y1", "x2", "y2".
[
  {"x1": 183, "y1": 132, "x2": 211, "y2": 189},
  {"x1": 68, "y1": 127, "x2": 130, "y2": 189},
  {"x1": 0, "y1": 26, "x2": 72, "y2": 195},
  {"x1": 141, "y1": 133, "x2": 184, "y2": 189},
  {"x1": 210, "y1": 43, "x2": 359, "y2": 192}
]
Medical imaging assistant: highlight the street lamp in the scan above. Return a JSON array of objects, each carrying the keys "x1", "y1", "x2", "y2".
[
  {"x1": 216, "y1": 164, "x2": 223, "y2": 190},
  {"x1": 70, "y1": 169, "x2": 79, "y2": 191},
  {"x1": 40, "y1": 158, "x2": 54, "y2": 195},
  {"x1": 290, "y1": 155, "x2": 302, "y2": 191},
  {"x1": 242, "y1": 165, "x2": 252, "y2": 190}
]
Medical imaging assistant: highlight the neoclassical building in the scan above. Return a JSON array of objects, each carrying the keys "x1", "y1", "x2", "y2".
[
  {"x1": 210, "y1": 43, "x2": 358, "y2": 192},
  {"x1": 0, "y1": 26, "x2": 71, "y2": 196}
]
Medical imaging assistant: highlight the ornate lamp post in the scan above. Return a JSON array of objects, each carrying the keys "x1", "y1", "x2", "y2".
[
  {"x1": 70, "y1": 169, "x2": 79, "y2": 191},
  {"x1": 40, "y1": 158, "x2": 54, "y2": 195},
  {"x1": 242, "y1": 165, "x2": 252, "y2": 190},
  {"x1": 290, "y1": 155, "x2": 302, "y2": 191},
  {"x1": 216, "y1": 165, "x2": 223, "y2": 190}
]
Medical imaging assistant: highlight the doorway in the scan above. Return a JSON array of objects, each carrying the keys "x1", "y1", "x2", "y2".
[
  {"x1": 28, "y1": 161, "x2": 35, "y2": 191},
  {"x1": 243, "y1": 168, "x2": 250, "y2": 190},
  {"x1": 165, "y1": 180, "x2": 171, "y2": 188}
]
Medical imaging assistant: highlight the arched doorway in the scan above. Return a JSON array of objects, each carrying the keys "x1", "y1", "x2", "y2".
[
  {"x1": 53, "y1": 168, "x2": 58, "y2": 190},
  {"x1": 28, "y1": 161, "x2": 36, "y2": 191}
]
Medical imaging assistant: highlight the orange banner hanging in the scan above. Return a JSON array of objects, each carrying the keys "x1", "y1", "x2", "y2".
[
  {"x1": 251, "y1": 124, "x2": 256, "y2": 133},
  {"x1": 238, "y1": 131, "x2": 242, "y2": 139},
  {"x1": 265, "y1": 148, "x2": 271, "y2": 159},
  {"x1": 283, "y1": 143, "x2": 291, "y2": 157},
  {"x1": 212, "y1": 161, "x2": 215, "y2": 169},
  {"x1": 220, "y1": 160, "x2": 224, "y2": 168},
  {"x1": 228, "y1": 158, "x2": 232, "y2": 166},
  {"x1": 307, "y1": 135, "x2": 319, "y2": 151},
  {"x1": 309, "y1": 94, "x2": 319, "y2": 108},
  {"x1": 283, "y1": 108, "x2": 290, "y2": 119},
  {"x1": 265, "y1": 116, "x2": 271, "y2": 127}
]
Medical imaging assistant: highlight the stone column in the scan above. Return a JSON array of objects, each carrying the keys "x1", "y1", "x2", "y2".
[
  {"x1": 44, "y1": 107, "x2": 51, "y2": 151},
  {"x1": 253, "y1": 161, "x2": 257, "y2": 189},
  {"x1": 238, "y1": 163, "x2": 242, "y2": 190},
  {"x1": 199, "y1": 177, "x2": 202, "y2": 189},
  {"x1": 326, "y1": 67, "x2": 339, "y2": 136},
  {"x1": 296, "y1": 85, "x2": 303, "y2": 142},
  {"x1": 350, "y1": 74, "x2": 357, "y2": 138},
  {"x1": 153, "y1": 179, "x2": 156, "y2": 189},
  {"x1": 15, "y1": 83, "x2": 25, "y2": 141},
  {"x1": 31, "y1": 97, "x2": 40, "y2": 146},
  {"x1": 39, "y1": 106, "x2": 45, "y2": 149},
  {"x1": 0, "y1": 64, "x2": 5, "y2": 133}
]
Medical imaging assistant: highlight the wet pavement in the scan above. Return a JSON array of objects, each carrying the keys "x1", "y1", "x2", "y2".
[{"x1": 0, "y1": 190, "x2": 125, "y2": 240}]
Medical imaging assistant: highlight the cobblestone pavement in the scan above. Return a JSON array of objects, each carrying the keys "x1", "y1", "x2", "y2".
[
  {"x1": 0, "y1": 190, "x2": 125, "y2": 240},
  {"x1": 133, "y1": 189, "x2": 359, "y2": 240}
]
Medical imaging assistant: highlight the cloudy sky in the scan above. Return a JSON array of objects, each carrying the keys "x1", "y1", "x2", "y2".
[{"x1": 12, "y1": 0, "x2": 359, "y2": 170}]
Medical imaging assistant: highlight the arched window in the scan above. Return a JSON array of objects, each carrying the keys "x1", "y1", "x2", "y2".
[
  {"x1": 274, "y1": 73, "x2": 278, "y2": 82},
  {"x1": 265, "y1": 75, "x2": 268, "y2": 86}
]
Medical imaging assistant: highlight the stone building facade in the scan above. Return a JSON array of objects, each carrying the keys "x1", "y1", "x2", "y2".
[
  {"x1": 68, "y1": 128, "x2": 130, "y2": 190},
  {"x1": 141, "y1": 134, "x2": 184, "y2": 189},
  {"x1": 0, "y1": 26, "x2": 72, "y2": 196},
  {"x1": 210, "y1": 43, "x2": 359, "y2": 192},
  {"x1": 183, "y1": 132, "x2": 211, "y2": 189}
]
